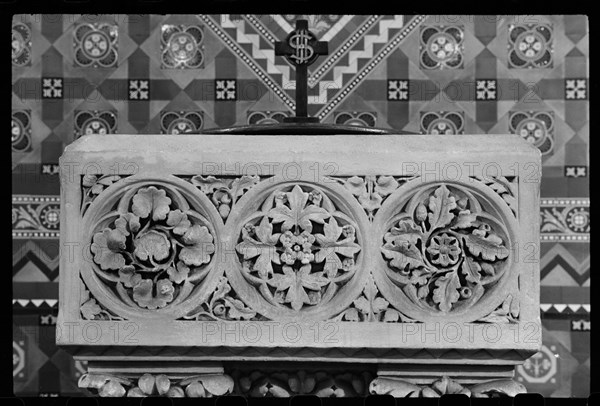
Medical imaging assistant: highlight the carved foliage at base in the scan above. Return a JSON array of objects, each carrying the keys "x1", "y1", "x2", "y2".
[
  {"x1": 233, "y1": 370, "x2": 374, "y2": 397},
  {"x1": 79, "y1": 373, "x2": 234, "y2": 397},
  {"x1": 369, "y1": 376, "x2": 526, "y2": 398}
]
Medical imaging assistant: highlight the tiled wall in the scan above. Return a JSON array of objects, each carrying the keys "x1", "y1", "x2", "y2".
[{"x1": 12, "y1": 14, "x2": 589, "y2": 396}]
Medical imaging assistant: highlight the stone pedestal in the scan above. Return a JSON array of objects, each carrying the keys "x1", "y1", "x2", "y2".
[{"x1": 57, "y1": 133, "x2": 541, "y2": 397}]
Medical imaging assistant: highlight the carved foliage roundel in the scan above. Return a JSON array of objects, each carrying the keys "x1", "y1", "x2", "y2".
[
  {"x1": 379, "y1": 182, "x2": 514, "y2": 318},
  {"x1": 83, "y1": 180, "x2": 220, "y2": 319},
  {"x1": 233, "y1": 183, "x2": 364, "y2": 316}
]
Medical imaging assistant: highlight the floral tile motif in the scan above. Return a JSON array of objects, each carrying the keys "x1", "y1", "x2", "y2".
[
  {"x1": 540, "y1": 198, "x2": 590, "y2": 242},
  {"x1": 508, "y1": 23, "x2": 553, "y2": 69},
  {"x1": 564, "y1": 166, "x2": 587, "y2": 178},
  {"x1": 476, "y1": 80, "x2": 497, "y2": 101},
  {"x1": 73, "y1": 23, "x2": 118, "y2": 68},
  {"x1": 388, "y1": 80, "x2": 409, "y2": 101},
  {"x1": 509, "y1": 111, "x2": 554, "y2": 155},
  {"x1": 420, "y1": 111, "x2": 464, "y2": 134},
  {"x1": 161, "y1": 24, "x2": 204, "y2": 69},
  {"x1": 565, "y1": 79, "x2": 587, "y2": 100},
  {"x1": 160, "y1": 111, "x2": 203, "y2": 134},
  {"x1": 247, "y1": 111, "x2": 289, "y2": 125},
  {"x1": 12, "y1": 110, "x2": 32, "y2": 153},
  {"x1": 42, "y1": 78, "x2": 63, "y2": 99},
  {"x1": 281, "y1": 15, "x2": 343, "y2": 35},
  {"x1": 12, "y1": 21, "x2": 31, "y2": 67},
  {"x1": 420, "y1": 25, "x2": 464, "y2": 70},
  {"x1": 215, "y1": 79, "x2": 236, "y2": 101},
  {"x1": 334, "y1": 111, "x2": 377, "y2": 127},
  {"x1": 12, "y1": 195, "x2": 61, "y2": 239},
  {"x1": 128, "y1": 80, "x2": 149, "y2": 100},
  {"x1": 74, "y1": 110, "x2": 117, "y2": 138}
]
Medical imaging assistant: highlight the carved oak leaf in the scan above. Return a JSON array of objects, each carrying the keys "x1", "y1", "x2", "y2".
[
  {"x1": 131, "y1": 186, "x2": 172, "y2": 221},
  {"x1": 190, "y1": 176, "x2": 230, "y2": 194},
  {"x1": 179, "y1": 225, "x2": 215, "y2": 266},
  {"x1": 167, "y1": 261, "x2": 190, "y2": 284},
  {"x1": 381, "y1": 221, "x2": 426, "y2": 271},
  {"x1": 236, "y1": 217, "x2": 281, "y2": 278},
  {"x1": 432, "y1": 271, "x2": 461, "y2": 312},
  {"x1": 461, "y1": 257, "x2": 482, "y2": 284},
  {"x1": 358, "y1": 193, "x2": 383, "y2": 212},
  {"x1": 314, "y1": 217, "x2": 361, "y2": 278},
  {"x1": 427, "y1": 185, "x2": 457, "y2": 231},
  {"x1": 268, "y1": 265, "x2": 330, "y2": 311},
  {"x1": 229, "y1": 175, "x2": 260, "y2": 201},
  {"x1": 119, "y1": 265, "x2": 142, "y2": 288},
  {"x1": 91, "y1": 228, "x2": 127, "y2": 270},
  {"x1": 453, "y1": 210, "x2": 478, "y2": 229},
  {"x1": 166, "y1": 210, "x2": 192, "y2": 235},
  {"x1": 132, "y1": 279, "x2": 175, "y2": 309},
  {"x1": 134, "y1": 230, "x2": 171, "y2": 262},
  {"x1": 463, "y1": 231, "x2": 509, "y2": 261},
  {"x1": 268, "y1": 185, "x2": 330, "y2": 232}
]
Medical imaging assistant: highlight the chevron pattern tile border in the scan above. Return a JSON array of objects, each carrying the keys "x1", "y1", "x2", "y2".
[{"x1": 12, "y1": 14, "x2": 589, "y2": 397}]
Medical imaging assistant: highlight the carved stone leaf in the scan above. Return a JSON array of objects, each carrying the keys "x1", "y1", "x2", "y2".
[
  {"x1": 132, "y1": 279, "x2": 174, "y2": 309},
  {"x1": 190, "y1": 175, "x2": 230, "y2": 194},
  {"x1": 353, "y1": 296, "x2": 370, "y2": 315},
  {"x1": 268, "y1": 185, "x2": 330, "y2": 232},
  {"x1": 195, "y1": 374, "x2": 234, "y2": 396},
  {"x1": 179, "y1": 225, "x2": 215, "y2": 266},
  {"x1": 115, "y1": 213, "x2": 141, "y2": 235},
  {"x1": 343, "y1": 176, "x2": 366, "y2": 196},
  {"x1": 383, "y1": 309, "x2": 400, "y2": 322},
  {"x1": 314, "y1": 217, "x2": 360, "y2": 277},
  {"x1": 236, "y1": 217, "x2": 281, "y2": 278},
  {"x1": 91, "y1": 228, "x2": 127, "y2": 270},
  {"x1": 358, "y1": 193, "x2": 382, "y2": 212},
  {"x1": 166, "y1": 210, "x2": 192, "y2": 235},
  {"x1": 134, "y1": 230, "x2": 171, "y2": 262},
  {"x1": 119, "y1": 265, "x2": 142, "y2": 288},
  {"x1": 381, "y1": 240, "x2": 425, "y2": 271},
  {"x1": 372, "y1": 297, "x2": 390, "y2": 314},
  {"x1": 268, "y1": 265, "x2": 329, "y2": 311},
  {"x1": 343, "y1": 307, "x2": 360, "y2": 321},
  {"x1": 224, "y1": 297, "x2": 257, "y2": 320},
  {"x1": 81, "y1": 298, "x2": 103, "y2": 319},
  {"x1": 461, "y1": 257, "x2": 482, "y2": 284},
  {"x1": 229, "y1": 175, "x2": 260, "y2": 201},
  {"x1": 131, "y1": 186, "x2": 172, "y2": 221},
  {"x1": 427, "y1": 185, "x2": 457, "y2": 231},
  {"x1": 432, "y1": 271, "x2": 461, "y2": 312},
  {"x1": 453, "y1": 210, "x2": 478, "y2": 229},
  {"x1": 385, "y1": 219, "x2": 423, "y2": 245},
  {"x1": 463, "y1": 232, "x2": 509, "y2": 261},
  {"x1": 374, "y1": 176, "x2": 399, "y2": 197},
  {"x1": 167, "y1": 261, "x2": 190, "y2": 284}
]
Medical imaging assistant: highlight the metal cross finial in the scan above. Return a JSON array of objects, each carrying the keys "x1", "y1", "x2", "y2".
[{"x1": 275, "y1": 19, "x2": 328, "y2": 123}]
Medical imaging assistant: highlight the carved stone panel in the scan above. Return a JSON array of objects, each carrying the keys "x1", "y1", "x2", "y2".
[{"x1": 58, "y1": 133, "x2": 541, "y2": 395}]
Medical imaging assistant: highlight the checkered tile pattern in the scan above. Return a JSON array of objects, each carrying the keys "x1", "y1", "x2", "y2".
[{"x1": 12, "y1": 14, "x2": 589, "y2": 396}]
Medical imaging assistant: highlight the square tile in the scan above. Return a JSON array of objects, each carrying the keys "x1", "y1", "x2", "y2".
[
  {"x1": 73, "y1": 23, "x2": 118, "y2": 68},
  {"x1": 565, "y1": 79, "x2": 587, "y2": 100},
  {"x1": 161, "y1": 24, "x2": 205, "y2": 69},
  {"x1": 388, "y1": 80, "x2": 409, "y2": 101},
  {"x1": 215, "y1": 79, "x2": 237, "y2": 101},
  {"x1": 41, "y1": 78, "x2": 63, "y2": 99},
  {"x1": 476, "y1": 79, "x2": 497, "y2": 100},
  {"x1": 128, "y1": 80, "x2": 149, "y2": 100}
]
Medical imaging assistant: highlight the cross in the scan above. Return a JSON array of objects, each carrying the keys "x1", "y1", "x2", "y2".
[{"x1": 275, "y1": 19, "x2": 328, "y2": 123}]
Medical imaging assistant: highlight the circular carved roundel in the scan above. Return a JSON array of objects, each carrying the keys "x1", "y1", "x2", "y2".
[
  {"x1": 225, "y1": 180, "x2": 370, "y2": 320},
  {"x1": 373, "y1": 180, "x2": 517, "y2": 322},
  {"x1": 81, "y1": 178, "x2": 223, "y2": 320}
]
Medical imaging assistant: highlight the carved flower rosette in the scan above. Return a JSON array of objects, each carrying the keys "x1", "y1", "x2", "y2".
[
  {"x1": 82, "y1": 181, "x2": 220, "y2": 319},
  {"x1": 232, "y1": 184, "x2": 364, "y2": 317},
  {"x1": 377, "y1": 182, "x2": 515, "y2": 320}
]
